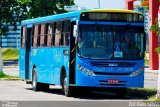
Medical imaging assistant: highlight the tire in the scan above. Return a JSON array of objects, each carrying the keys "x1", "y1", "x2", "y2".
[
  {"x1": 32, "y1": 70, "x2": 41, "y2": 91},
  {"x1": 62, "y1": 76, "x2": 74, "y2": 97},
  {"x1": 41, "y1": 83, "x2": 50, "y2": 91},
  {"x1": 32, "y1": 68, "x2": 50, "y2": 91},
  {"x1": 116, "y1": 88, "x2": 127, "y2": 98}
]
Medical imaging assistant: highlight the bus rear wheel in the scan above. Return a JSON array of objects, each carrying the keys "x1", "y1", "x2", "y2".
[
  {"x1": 32, "y1": 69, "x2": 49, "y2": 91},
  {"x1": 32, "y1": 71, "x2": 41, "y2": 91}
]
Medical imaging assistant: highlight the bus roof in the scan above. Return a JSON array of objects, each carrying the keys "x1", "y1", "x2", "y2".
[
  {"x1": 86, "y1": 9, "x2": 141, "y2": 14},
  {"x1": 21, "y1": 9, "x2": 142, "y2": 26},
  {"x1": 21, "y1": 10, "x2": 82, "y2": 26}
]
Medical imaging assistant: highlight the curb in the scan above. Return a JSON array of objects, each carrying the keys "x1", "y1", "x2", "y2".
[
  {"x1": 145, "y1": 78, "x2": 158, "y2": 81},
  {"x1": 0, "y1": 78, "x2": 21, "y2": 81},
  {"x1": 3, "y1": 66, "x2": 19, "y2": 68},
  {"x1": 145, "y1": 72, "x2": 159, "y2": 76}
]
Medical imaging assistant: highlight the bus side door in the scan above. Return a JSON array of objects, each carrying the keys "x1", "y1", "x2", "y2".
[{"x1": 25, "y1": 26, "x2": 32, "y2": 80}]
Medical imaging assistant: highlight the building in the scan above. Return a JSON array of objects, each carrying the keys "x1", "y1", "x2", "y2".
[{"x1": 0, "y1": 23, "x2": 21, "y2": 49}]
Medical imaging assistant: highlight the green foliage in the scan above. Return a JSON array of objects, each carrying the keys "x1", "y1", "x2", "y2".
[
  {"x1": 127, "y1": 88, "x2": 157, "y2": 99},
  {"x1": 0, "y1": 0, "x2": 28, "y2": 36},
  {"x1": 139, "y1": 0, "x2": 149, "y2": 10},
  {"x1": 149, "y1": 95, "x2": 160, "y2": 102},
  {"x1": 17, "y1": 0, "x2": 31, "y2": 4},
  {"x1": 0, "y1": 72, "x2": 8, "y2": 78},
  {"x1": 150, "y1": 18, "x2": 159, "y2": 35},
  {"x1": 144, "y1": 53, "x2": 149, "y2": 65},
  {"x1": 150, "y1": 18, "x2": 160, "y2": 53},
  {"x1": 0, "y1": 72, "x2": 19, "y2": 78},
  {"x1": 2, "y1": 48, "x2": 19, "y2": 60},
  {"x1": 0, "y1": 0, "x2": 74, "y2": 36},
  {"x1": 18, "y1": 0, "x2": 75, "y2": 18}
]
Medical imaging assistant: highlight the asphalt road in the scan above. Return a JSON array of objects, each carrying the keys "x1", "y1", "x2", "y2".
[
  {"x1": 1, "y1": 80, "x2": 155, "y2": 100},
  {"x1": 0, "y1": 81, "x2": 159, "y2": 107},
  {"x1": 1, "y1": 60, "x2": 159, "y2": 107}
]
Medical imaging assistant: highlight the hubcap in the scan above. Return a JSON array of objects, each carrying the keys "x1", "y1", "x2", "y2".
[
  {"x1": 64, "y1": 78, "x2": 68, "y2": 94},
  {"x1": 32, "y1": 73, "x2": 36, "y2": 88}
]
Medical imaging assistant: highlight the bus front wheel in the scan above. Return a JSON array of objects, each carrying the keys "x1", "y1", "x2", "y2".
[
  {"x1": 116, "y1": 88, "x2": 127, "y2": 98},
  {"x1": 63, "y1": 77, "x2": 74, "y2": 97}
]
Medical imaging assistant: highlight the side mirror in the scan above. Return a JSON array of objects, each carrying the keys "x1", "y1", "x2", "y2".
[{"x1": 73, "y1": 25, "x2": 77, "y2": 37}]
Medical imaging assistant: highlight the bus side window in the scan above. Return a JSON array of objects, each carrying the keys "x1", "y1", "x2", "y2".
[
  {"x1": 40, "y1": 24, "x2": 45, "y2": 47},
  {"x1": 33, "y1": 25, "x2": 38, "y2": 48},
  {"x1": 61, "y1": 20, "x2": 70, "y2": 46},
  {"x1": 31, "y1": 25, "x2": 34, "y2": 47},
  {"x1": 44, "y1": 23, "x2": 48, "y2": 47},
  {"x1": 47, "y1": 23, "x2": 53, "y2": 47},
  {"x1": 21, "y1": 26, "x2": 26, "y2": 48},
  {"x1": 37, "y1": 25, "x2": 41, "y2": 47},
  {"x1": 52, "y1": 22, "x2": 56, "y2": 46},
  {"x1": 55, "y1": 21, "x2": 62, "y2": 47}
]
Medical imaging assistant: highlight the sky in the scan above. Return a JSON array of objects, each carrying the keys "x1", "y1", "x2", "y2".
[{"x1": 74, "y1": 0, "x2": 140, "y2": 9}]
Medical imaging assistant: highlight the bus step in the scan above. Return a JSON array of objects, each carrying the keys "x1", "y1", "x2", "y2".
[{"x1": 26, "y1": 80, "x2": 32, "y2": 84}]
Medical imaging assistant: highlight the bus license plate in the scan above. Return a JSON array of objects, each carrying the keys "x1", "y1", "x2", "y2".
[{"x1": 107, "y1": 79, "x2": 119, "y2": 84}]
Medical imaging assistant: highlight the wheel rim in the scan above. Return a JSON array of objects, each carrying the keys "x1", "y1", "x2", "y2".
[
  {"x1": 32, "y1": 73, "x2": 36, "y2": 88},
  {"x1": 63, "y1": 78, "x2": 68, "y2": 95}
]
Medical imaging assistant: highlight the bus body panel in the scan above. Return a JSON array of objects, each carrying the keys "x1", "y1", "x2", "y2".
[
  {"x1": 75, "y1": 56, "x2": 144, "y2": 88},
  {"x1": 29, "y1": 47, "x2": 69, "y2": 84},
  {"x1": 19, "y1": 49, "x2": 25, "y2": 80}
]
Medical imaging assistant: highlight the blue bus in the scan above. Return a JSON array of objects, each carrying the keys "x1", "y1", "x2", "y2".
[{"x1": 19, "y1": 9, "x2": 145, "y2": 97}]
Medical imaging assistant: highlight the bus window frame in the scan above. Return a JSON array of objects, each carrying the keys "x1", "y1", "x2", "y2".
[
  {"x1": 60, "y1": 19, "x2": 71, "y2": 47},
  {"x1": 40, "y1": 24, "x2": 45, "y2": 47},
  {"x1": 37, "y1": 24, "x2": 41, "y2": 48},
  {"x1": 29, "y1": 19, "x2": 71, "y2": 48},
  {"x1": 54, "y1": 20, "x2": 62, "y2": 47},
  {"x1": 21, "y1": 26, "x2": 26, "y2": 48},
  {"x1": 32, "y1": 24, "x2": 39, "y2": 48},
  {"x1": 46, "y1": 23, "x2": 53, "y2": 47}
]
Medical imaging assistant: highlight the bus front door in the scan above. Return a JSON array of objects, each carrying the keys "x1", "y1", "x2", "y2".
[{"x1": 69, "y1": 21, "x2": 76, "y2": 85}]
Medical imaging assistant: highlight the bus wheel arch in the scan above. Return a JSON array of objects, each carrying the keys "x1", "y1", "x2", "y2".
[
  {"x1": 60, "y1": 66, "x2": 66, "y2": 91},
  {"x1": 32, "y1": 65, "x2": 49, "y2": 91},
  {"x1": 60, "y1": 66, "x2": 74, "y2": 97},
  {"x1": 32, "y1": 67, "x2": 40, "y2": 91}
]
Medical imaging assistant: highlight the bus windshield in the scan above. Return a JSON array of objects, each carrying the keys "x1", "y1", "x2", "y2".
[{"x1": 77, "y1": 25, "x2": 145, "y2": 59}]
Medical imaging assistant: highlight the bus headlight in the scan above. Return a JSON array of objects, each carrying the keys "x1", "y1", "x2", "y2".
[
  {"x1": 77, "y1": 64, "x2": 95, "y2": 76},
  {"x1": 130, "y1": 67, "x2": 144, "y2": 77}
]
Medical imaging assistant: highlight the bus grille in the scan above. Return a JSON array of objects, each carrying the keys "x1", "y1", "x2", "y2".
[
  {"x1": 90, "y1": 62, "x2": 135, "y2": 67},
  {"x1": 94, "y1": 72, "x2": 131, "y2": 76}
]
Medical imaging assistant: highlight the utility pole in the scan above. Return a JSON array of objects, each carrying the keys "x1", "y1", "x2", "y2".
[
  {"x1": 98, "y1": 0, "x2": 100, "y2": 8},
  {"x1": 0, "y1": 46, "x2": 3, "y2": 72}
]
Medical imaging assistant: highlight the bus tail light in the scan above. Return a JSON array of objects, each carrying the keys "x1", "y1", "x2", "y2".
[
  {"x1": 77, "y1": 64, "x2": 95, "y2": 76},
  {"x1": 130, "y1": 67, "x2": 144, "y2": 77}
]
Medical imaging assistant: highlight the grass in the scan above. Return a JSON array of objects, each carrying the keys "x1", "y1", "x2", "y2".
[
  {"x1": 2, "y1": 48, "x2": 19, "y2": 60},
  {"x1": 144, "y1": 52, "x2": 149, "y2": 66},
  {"x1": 128, "y1": 88, "x2": 157, "y2": 99},
  {"x1": 145, "y1": 59, "x2": 149, "y2": 66},
  {"x1": 127, "y1": 88, "x2": 160, "y2": 102},
  {"x1": 0, "y1": 71, "x2": 19, "y2": 79},
  {"x1": 148, "y1": 95, "x2": 160, "y2": 101}
]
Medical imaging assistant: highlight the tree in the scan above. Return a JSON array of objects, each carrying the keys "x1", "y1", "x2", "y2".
[
  {"x1": 0, "y1": 0, "x2": 27, "y2": 36},
  {"x1": 18, "y1": 0, "x2": 74, "y2": 18},
  {"x1": 0, "y1": 0, "x2": 74, "y2": 36},
  {"x1": 0, "y1": 0, "x2": 27, "y2": 72}
]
